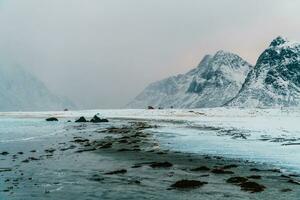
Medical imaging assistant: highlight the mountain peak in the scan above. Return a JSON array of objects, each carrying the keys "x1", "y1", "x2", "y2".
[
  {"x1": 197, "y1": 54, "x2": 212, "y2": 68},
  {"x1": 214, "y1": 50, "x2": 233, "y2": 57},
  {"x1": 269, "y1": 36, "x2": 288, "y2": 47}
]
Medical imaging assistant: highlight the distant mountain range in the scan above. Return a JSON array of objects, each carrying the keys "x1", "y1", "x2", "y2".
[
  {"x1": 0, "y1": 64, "x2": 75, "y2": 111},
  {"x1": 128, "y1": 36, "x2": 300, "y2": 108}
]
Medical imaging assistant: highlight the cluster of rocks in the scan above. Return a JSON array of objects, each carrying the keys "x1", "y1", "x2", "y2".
[
  {"x1": 70, "y1": 121, "x2": 296, "y2": 194},
  {"x1": 45, "y1": 115, "x2": 109, "y2": 123},
  {"x1": 72, "y1": 122, "x2": 157, "y2": 154}
]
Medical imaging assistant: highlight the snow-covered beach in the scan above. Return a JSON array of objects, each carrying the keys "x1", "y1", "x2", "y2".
[
  {"x1": 2, "y1": 108, "x2": 300, "y2": 173},
  {"x1": 1, "y1": 108, "x2": 300, "y2": 199}
]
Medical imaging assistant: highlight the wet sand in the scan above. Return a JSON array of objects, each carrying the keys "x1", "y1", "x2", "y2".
[{"x1": 1, "y1": 119, "x2": 300, "y2": 199}]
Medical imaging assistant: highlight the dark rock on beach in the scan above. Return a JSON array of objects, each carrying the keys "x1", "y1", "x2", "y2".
[
  {"x1": 46, "y1": 117, "x2": 58, "y2": 122},
  {"x1": 226, "y1": 177, "x2": 248, "y2": 184},
  {"x1": 90, "y1": 115, "x2": 109, "y2": 123},
  {"x1": 171, "y1": 180, "x2": 208, "y2": 189},
  {"x1": 150, "y1": 162, "x2": 173, "y2": 168},
  {"x1": 211, "y1": 168, "x2": 234, "y2": 174},
  {"x1": 190, "y1": 166, "x2": 210, "y2": 171},
  {"x1": 240, "y1": 181, "x2": 266, "y2": 193},
  {"x1": 105, "y1": 169, "x2": 127, "y2": 175},
  {"x1": 1, "y1": 151, "x2": 9, "y2": 155},
  {"x1": 247, "y1": 175, "x2": 262, "y2": 179},
  {"x1": 75, "y1": 116, "x2": 88, "y2": 123}
]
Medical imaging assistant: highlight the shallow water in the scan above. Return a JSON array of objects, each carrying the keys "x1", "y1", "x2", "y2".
[{"x1": 152, "y1": 123, "x2": 300, "y2": 174}]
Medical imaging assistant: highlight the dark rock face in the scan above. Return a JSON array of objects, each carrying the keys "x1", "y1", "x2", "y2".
[
  {"x1": 228, "y1": 36, "x2": 300, "y2": 107},
  {"x1": 90, "y1": 115, "x2": 109, "y2": 123},
  {"x1": 171, "y1": 180, "x2": 208, "y2": 189},
  {"x1": 75, "y1": 116, "x2": 87, "y2": 123},
  {"x1": 46, "y1": 117, "x2": 58, "y2": 122}
]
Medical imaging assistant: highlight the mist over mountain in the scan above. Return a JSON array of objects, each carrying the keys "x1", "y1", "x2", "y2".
[
  {"x1": 128, "y1": 51, "x2": 251, "y2": 108},
  {"x1": 0, "y1": 64, "x2": 75, "y2": 111}
]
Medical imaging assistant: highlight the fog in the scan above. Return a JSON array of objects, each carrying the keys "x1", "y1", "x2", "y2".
[{"x1": 0, "y1": 0, "x2": 300, "y2": 108}]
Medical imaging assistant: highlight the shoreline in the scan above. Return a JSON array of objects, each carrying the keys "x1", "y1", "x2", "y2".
[{"x1": 1, "y1": 119, "x2": 300, "y2": 199}]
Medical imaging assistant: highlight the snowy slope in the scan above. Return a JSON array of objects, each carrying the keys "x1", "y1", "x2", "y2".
[
  {"x1": 0, "y1": 64, "x2": 75, "y2": 111},
  {"x1": 128, "y1": 51, "x2": 251, "y2": 108},
  {"x1": 228, "y1": 36, "x2": 300, "y2": 107}
]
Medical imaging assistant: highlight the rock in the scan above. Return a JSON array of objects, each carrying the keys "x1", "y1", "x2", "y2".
[
  {"x1": 22, "y1": 157, "x2": 40, "y2": 163},
  {"x1": 226, "y1": 177, "x2": 248, "y2": 184},
  {"x1": 105, "y1": 169, "x2": 127, "y2": 175},
  {"x1": 281, "y1": 188, "x2": 292, "y2": 192},
  {"x1": 132, "y1": 164, "x2": 142, "y2": 168},
  {"x1": 1, "y1": 151, "x2": 9, "y2": 156},
  {"x1": 223, "y1": 164, "x2": 238, "y2": 169},
  {"x1": 148, "y1": 106, "x2": 155, "y2": 110},
  {"x1": 247, "y1": 175, "x2": 262, "y2": 179},
  {"x1": 72, "y1": 138, "x2": 89, "y2": 143},
  {"x1": 133, "y1": 180, "x2": 141, "y2": 184},
  {"x1": 150, "y1": 162, "x2": 173, "y2": 168},
  {"x1": 99, "y1": 142, "x2": 112, "y2": 149},
  {"x1": 240, "y1": 181, "x2": 266, "y2": 193},
  {"x1": 288, "y1": 179, "x2": 300, "y2": 185},
  {"x1": 171, "y1": 180, "x2": 208, "y2": 189},
  {"x1": 60, "y1": 145, "x2": 76, "y2": 151},
  {"x1": 190, "y1": 166, "x2": 210, "y2": 171},
  {"x1": 0, "y1": 168, "x2": 12, "y2": 172},
  {"x1": 76, "y1": 147, "x2": 96, "y2": 153},
  {"x1": 90, "y1": 115, "x2": 109, "y2": 123},
  {"x1": 211, "y1": 168, "x2": 234, "y2": 174},
  {"x1": 89, "y1": 175, "x2": 104, "y2": 182},
  {"x1": 44, "y1": 148, "x2": 56, "y2": 153},
  {"x1": 46, "y1": 117, "x2": 58, "y2": 122},
  {"x1": 250, "y1": 168, "x2": 261, "y2": 172},
  {"x1": 75, "y1": 116, "x2": 87, "y2": 123}
]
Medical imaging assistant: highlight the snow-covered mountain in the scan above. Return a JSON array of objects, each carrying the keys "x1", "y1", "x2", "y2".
[
  {"x1": 128, "y1": 50, "x2": 252, "y2": 108},
  {"x1": 0, "y1": 64, "x2": 75, "y2": 111},
  {"x1": 228, "y1": 36, "x2": 300, "y2": 107}
]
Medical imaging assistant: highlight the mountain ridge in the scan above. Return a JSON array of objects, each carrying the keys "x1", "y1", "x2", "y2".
[
  {"x1": 227, "y1": 36, "x2": 300, "y2": 107},
  {"x1": 128, "y1": 50, "x2": 252, "y2": 108},
  {"x1": 0, "y1": 64, "x2": 75, "y2": 111}
]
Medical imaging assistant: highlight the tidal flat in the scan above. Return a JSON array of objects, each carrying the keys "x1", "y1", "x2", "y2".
[{"x1": 1, "y1": 116, "x2": 300, "y2": 200}]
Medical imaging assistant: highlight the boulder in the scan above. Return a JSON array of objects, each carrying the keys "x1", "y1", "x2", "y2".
[
  {"x1": 240, "y1": 181, "x2": 266, "y2": 193},
  {"x1": 90, "y1": 115, "x2": 109, "y2": 123},
  {"x1": 171, "y1": 180, "x2": 207, "y2": 189},
  {"x1": 75, "y1": 116, "x2": 87, "y2": 123},
  {"x1": 46, "y1": 117, "x2": 58, "y2": 122}
]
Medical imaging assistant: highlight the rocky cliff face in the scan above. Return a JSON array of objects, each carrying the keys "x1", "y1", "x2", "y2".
[
  {"x1": 228, "y1": 36, "x2": 300, "y2": 107},
  {"x1": 128, "y1": 50, "x2": 251, "y2": 108}
]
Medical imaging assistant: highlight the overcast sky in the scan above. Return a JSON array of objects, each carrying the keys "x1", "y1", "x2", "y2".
[{"x1": 0, "y1": 0, "x2": 300, "y2": 108}]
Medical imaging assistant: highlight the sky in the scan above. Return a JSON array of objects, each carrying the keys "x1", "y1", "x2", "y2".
[{"x1": 0, "y1": 0, "x2": 300, "y2": 109}]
